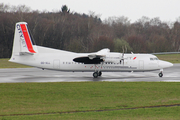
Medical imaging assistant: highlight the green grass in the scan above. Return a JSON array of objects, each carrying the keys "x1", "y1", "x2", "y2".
[
  {"x1": 156, "y1": 54, "x2": 180, "y2": 63},
  {"x1": 0, "y1": 82, "x2": 180, "y2": 119},
  {"x1": 0, "y1": 55, "x2": 180, "y2": 119},
  {"x1": 0, "y1": 58, "x2": 30, "y2": 68},
  {"x1": 1, "y1": 107, "x2": 180, "y2": 120}
]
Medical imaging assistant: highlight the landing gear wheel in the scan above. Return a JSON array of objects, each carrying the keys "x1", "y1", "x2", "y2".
[
  {"x1": 98, "y1": 71, "x2": 102, "y2": 76},
  {"x1": 159, "y1": 72, "x2": 163, "y2": 77},
  {"x1": 93, "y1": 72, "x2": 98, "y2": 78}
]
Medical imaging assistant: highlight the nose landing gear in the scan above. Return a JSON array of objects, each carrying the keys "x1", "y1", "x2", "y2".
[
  {"x1": 159, "y1": 72, "x2": 163, "y2": 77},
  {"x1": 159, "y1": 69, "x2": 163, "y2": 77}
]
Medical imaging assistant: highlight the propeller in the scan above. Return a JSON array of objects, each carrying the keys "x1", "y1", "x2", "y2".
[
  {"x1": 122, "y1": 46, "x2": 124, "y2": 59},
  {"x1": 120, "y1": 46, "x2": 126, "y2": 65}
]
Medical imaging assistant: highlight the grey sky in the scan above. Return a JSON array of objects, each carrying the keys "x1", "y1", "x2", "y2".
[{"x1": 1, "y1": 0, "x2": 180, "y2": 22}]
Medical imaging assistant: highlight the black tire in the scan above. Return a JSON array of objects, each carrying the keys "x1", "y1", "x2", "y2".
[
  {"x1": 93, "y1": 72, "x2": 98, "y2": 78},
  {"x1": 159, "y1": 73, "x2": 163, "y2": 77},
  {"x1": 98, "y1": 71, "x2": 102, "y2": 76}
]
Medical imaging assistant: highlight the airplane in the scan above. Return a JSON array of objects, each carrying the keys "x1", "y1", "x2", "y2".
[{"x1": 9, "y1": 22, "x2": 173, "y2": 78}]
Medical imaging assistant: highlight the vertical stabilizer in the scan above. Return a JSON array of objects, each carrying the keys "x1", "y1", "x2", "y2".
[{"x1": 11, "y1": 22, "x2": 37, "y2": 56}]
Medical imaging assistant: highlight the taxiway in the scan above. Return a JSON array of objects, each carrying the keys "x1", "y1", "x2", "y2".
[{"x1": 0, "y1": 64, "x2": 180, "y2": 83}]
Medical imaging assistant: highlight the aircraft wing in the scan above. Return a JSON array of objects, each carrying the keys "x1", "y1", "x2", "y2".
[{"x1": 73, "y1": 54, "x2": 105, "y2": 64}]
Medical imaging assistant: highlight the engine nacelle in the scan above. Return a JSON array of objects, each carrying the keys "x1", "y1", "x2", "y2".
[{"x1": 103, "y1": 58, "x2": 121, "y2": 64}]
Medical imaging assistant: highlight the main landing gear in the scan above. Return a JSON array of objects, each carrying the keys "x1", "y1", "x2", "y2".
[{"x1": 93, "y1": 71, "x2": 102, "y2": 78}]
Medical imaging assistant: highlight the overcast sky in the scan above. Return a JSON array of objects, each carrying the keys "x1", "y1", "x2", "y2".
[{"x1": 1, "y1": 0, "x2": 180, "y2": 22}]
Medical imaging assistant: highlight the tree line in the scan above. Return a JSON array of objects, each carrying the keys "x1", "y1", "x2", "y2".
[{"x1": 1, "y1": 3, "x2": 180, "y2": 58}]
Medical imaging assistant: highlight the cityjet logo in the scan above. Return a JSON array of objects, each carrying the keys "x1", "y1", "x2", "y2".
[{"x1": 16, "y1": 24, "x2": 26, "y2": 48}]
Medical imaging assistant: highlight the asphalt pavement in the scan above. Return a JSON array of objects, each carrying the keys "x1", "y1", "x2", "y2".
[{"x1": 0, "y1": 64, "x2": 180, "y2": 83}]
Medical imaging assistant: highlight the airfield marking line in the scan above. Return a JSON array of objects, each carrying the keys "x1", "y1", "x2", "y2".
[{"x1": 0, "y1": 103, "x2": 180, "y2": 117}]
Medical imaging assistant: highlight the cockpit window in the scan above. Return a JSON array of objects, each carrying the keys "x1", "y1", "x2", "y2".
[{"x1": 150, "y1": 57, "x2": 159, "y2": 60}]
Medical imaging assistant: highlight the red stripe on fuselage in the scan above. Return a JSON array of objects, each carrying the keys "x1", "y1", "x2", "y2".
[{"x1": 20, "y1": 24, "x2": 36, "y2": 53}]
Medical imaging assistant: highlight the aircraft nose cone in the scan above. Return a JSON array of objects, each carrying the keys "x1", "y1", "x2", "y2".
[{"x1": 159, "y1": 60, "x2": 173, "y2": 68}]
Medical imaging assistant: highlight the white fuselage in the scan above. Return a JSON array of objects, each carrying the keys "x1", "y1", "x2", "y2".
[
  {"x1": 9, "y1": 22, "x2": 174, "y2": 78},
  {"x1": 10, "y1": 45, "x2": 173, "y2": 73}
]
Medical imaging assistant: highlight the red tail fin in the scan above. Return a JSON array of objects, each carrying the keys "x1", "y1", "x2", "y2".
[{"x1": 19, "y1": 23, "x2": 36, "y2": 53}]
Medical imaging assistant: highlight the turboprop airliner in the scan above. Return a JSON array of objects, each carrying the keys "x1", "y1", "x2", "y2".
[{"x1": 9, "y1": 22, "x2": 173, "y2": 78}]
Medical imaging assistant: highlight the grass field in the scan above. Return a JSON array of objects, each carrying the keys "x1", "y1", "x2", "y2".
[
  {"x1": 156, "y1": 54, "x2": 180, "y2": 63},
  {"x1": 0, "y1": 58, "x2": 30, "y2": 68},
  {"x1": 0, "y1": 54, "x2": 180, "y2": 119},
  {"x1": 0, "y1": 82, "x2": 180, "y2": 119}
]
